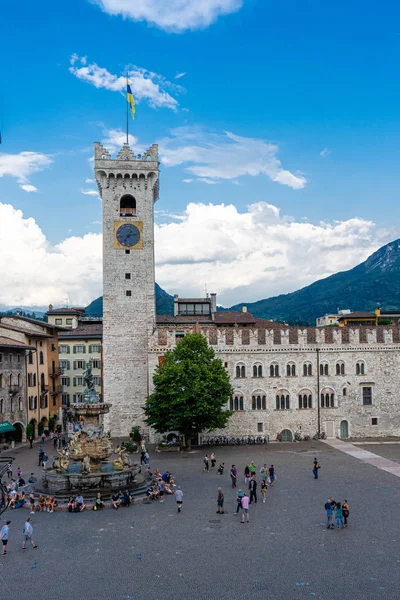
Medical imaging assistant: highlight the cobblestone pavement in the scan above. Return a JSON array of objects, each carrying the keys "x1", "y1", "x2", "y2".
[{"x1": 1, "y1": 439, "x2": 400, "y2": 600}]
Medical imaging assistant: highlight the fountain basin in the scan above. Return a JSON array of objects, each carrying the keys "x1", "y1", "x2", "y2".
[{"x1": 42, "y1": 466, "x2": 137, "y2": 494}]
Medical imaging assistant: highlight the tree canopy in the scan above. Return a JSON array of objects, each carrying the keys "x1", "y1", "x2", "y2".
[{"x1": 144, "y1": 333, "x2": 233, "y2": 447}]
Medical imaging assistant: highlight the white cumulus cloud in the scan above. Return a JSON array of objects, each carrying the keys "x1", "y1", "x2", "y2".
[
  {"x1": 0, "y1": 151, "x2": 52, "y2": 191},
  {"x1": 0, "y1": 200, "x2": 390, "y2": 310},
  {"x1": 81, "y1": 189, "x2": 99, "y2": 197},
  {"x1": 92, "y1": 0, "x2": 243, "y2": 32},
  {"x1": 159, "y1": 128, "x2": 307, "y2": 189},
  {"x1": 154, "y1": 201, "x2": 389, "y2": 305},
  {"x1": 20, "y1": 184, "x2": 38, "y2": 193},
  {"x1": 0, "y1": 203, "x2": 102, "y2": 307},
  {"x1": 69, "y1": 55, "x2": 180, "y2": 110}
]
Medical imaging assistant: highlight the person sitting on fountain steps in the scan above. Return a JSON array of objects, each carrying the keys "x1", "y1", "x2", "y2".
[
  {"x1": 75, "y1": 494, "x2": 85, "y2": 511},
  {"x1": 121, "y1": 489, "x2": 132, "y2": 507}
]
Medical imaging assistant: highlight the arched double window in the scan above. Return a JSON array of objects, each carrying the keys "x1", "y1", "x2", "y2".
[
  {"x1": 303, "y1": 363, "x2": 312, "y2": 376},
  {"x1": 321, "y1": 390, "x2": 335, "y2": 408},
  {"x1": 229, "y1": 395, "x2": 244, "y2": 411},
  {"x1": 236, "y1": 364, "x2": 246, "y2": 378},
  {"x1": 270, "y1": 363, "x2": 279, "y2": 377},
  {"x1": 336, "y1": 362, "x2": 345, "y2": 375},
  {"x1": 298, "y1": 393, "x2": 312, "y2": 409},
  {"x1": 253, "y1": 364, "x2": 263, "y2": 378},
  {"x1": 120, "y1": 194, "x2": 136, "y2": 217},
  {"x1": 356, "y1": 361, "x2": 365, "y2": 375},
  {"x1": 320, "y1": 363, "x2": 329, "y2": 376},
  {"x1": 276, "y1": 391, "x2": 290, "y2": 410},
  {"x1": 252, "y1": 394, "x2": 266, "y2": 410},
  {"x1": 286, "y1": 363, "x2": 296, "y2": 377}
]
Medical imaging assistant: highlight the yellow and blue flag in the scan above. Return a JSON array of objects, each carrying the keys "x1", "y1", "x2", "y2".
[{"x1": 127, "y1": 78, "x2": 135, "y2": 119}]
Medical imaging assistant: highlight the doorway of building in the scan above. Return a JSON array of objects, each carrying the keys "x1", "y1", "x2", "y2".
[
  {"x1": 340, "y1": 420, "x2": 349, "y2": 440},
  {"x1": 12, "y1": 422, "x2": 24, "y2": 443},
  {"x1": 325, "y1": 421, "x2": 335, "y2": 438},
  {"x1": 280, "y1": 429, "x2": 293, "y2": 442}
]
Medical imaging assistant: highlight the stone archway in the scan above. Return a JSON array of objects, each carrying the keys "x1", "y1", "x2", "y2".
[
  {"x1": 340, "y1": 420, "x2": 349, "y2": 440},
  {"x1": 12, "y1": 422, "x2": 25, "y2": 444},
  {"x1": 280, "y1": 429, "x2": 293, "y2": 442}
]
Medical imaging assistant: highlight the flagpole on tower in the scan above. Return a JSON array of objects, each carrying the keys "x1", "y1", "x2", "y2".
[{"x1": 126, "y1": 72, "x2": 129, "y2": 145}]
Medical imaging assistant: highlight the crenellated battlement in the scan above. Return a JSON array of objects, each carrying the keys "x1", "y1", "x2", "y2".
[{"x1": 150, "y1": 324, "x2": 400, "y2": 350}]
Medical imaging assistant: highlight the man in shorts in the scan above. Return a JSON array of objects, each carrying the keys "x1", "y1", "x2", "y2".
[
  {"x1": 241, "y1": 493, "x2": 250, "y2": 523},
  {"x1": 22, "y1": 518, "x2": 38, "y2": 550},
  {"x1": 0, "y1": 521, "x2": 11, "y2": 555},
  {"x1": 216, "y1": 488, "x2": 225, "y2": 514},
  {"x1": 175, "y1": 486, "x2": 183, "y2": 513}
]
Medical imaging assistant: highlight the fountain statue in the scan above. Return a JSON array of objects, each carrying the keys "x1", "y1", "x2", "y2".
[{"x1": 42, "y1": 363, "x2": 140, "y2": 494}]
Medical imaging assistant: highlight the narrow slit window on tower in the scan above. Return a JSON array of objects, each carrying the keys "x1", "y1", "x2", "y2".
[
  {"x1": 125, "y1": 250, "x2": 130, "y2": 255},
  {"x1": 125, "y1": 273, "x2": 131, "y2": 279},
  {"x1": 126, "y1": 290, "x2": 132, "y2": 297}
]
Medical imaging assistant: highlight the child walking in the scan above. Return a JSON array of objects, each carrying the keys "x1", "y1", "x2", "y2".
[{"x1": 261, "y1": 480, "x2": 268, "y2": 503}]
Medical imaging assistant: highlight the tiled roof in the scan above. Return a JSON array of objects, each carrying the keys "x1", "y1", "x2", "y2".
[
  {"x1": 47, "y1": 308, "x2": 85, "y2": 315},
  {"x1": 0, "y1": 323, "x2": 52, "y2": 338},
  {"x1": 156, "y1": 315, "x2": 213, "y2": 324},
  {"x1": 59, "y1": 323, "x2": 103, "y2": 339},
  {"x1": 8, "y1": 315, "x2": 58, "y2": 329},
  {"x1": 338, "y1": 312, "x2": 375, "y2": 319},
  {"x1": 214, "y1": 311, "x2": 257, "y2": 324},
  {"x1": 0, "y1": 336, "x2": 34, "y2": 349}
]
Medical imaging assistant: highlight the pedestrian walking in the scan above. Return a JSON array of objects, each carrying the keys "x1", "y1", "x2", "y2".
[
  {"x1": 6, "y1": 463, "x2": 12, "y2": 479},
  {"x1": 210, "y1": 452, "x2": 216, "y2": 470},
  {"x1": 260, "y1": 464, "x2": 268, "y2": 482},
  {"x1": 38, "y1": 447, "x2": 44, "y2": 467},
  {"x1": 0, "y1": 521, "x2": 11, "y2": 555},
  {"x1": 41, "y1": 432, "x2": 45, "y2": 444},
  {"x1": 313, "y1": 457, "x2": 320, "y2": 479},
  {"x1": 324, "y1": 499, "x2": 334, "y2": 529},
  {"x1": 261, "y1": 480, "x2": 268, "y2": 503},
  {"x1": 42, "y1": 453, "x2": 49, "y2": 470},
  {"x1": 342, "y1": 500, "x2": 350, "y2": 527},
  {"x1": 230, "y1": 465, "x2": 237, "y2": 488},
  {"x1": 22, "y1": 518, "x2": 38, "y2": 550},
  {"x1": 335, "y1": 502, "x2": 344, "y2": 529},
  {"x1": 144, "y1": 451, "x2": 150, "y2": 465},
  {"x1": 175, "y1": 487, "x2": 183, "y2": 513},
  {"x1": 29, "y1": 437, "x2": 33, "y2": 449},
  {"x1": 203, "y1": 454, "x2": 210, "y2": 472},
  {"x1": 234, "y1": 489, "x2": 244, "y2": 514},
  {"x1": 16, "y1": 467, "x2": 21, "y2": 478},
  {"x1": 241, "y1": 493, "x2": 250, "y2": 523},
  {"x1": 217, "y1": 462, "x2": 225, "y2": 475},
  {"x1": 53, "y1": 435, "x2": 58, "y2": 450},
  {"x1": 249, "y1": 476, "x2": 257, "y2": 504},
  {"x1": 216, "y1": 488, "x2": 224, "y2": 514},
  {"x1": 249, "y1": 462, "x2": 256, "y2": 478},
  {"x1": 244, "y1": 465, "x2": 251, "y2": 484},
  {"x1": 140, "y1": 447, "x2": 146, "y2": 465},
  {"x1": 268, "y1": 465, "x2": 276, "y2": 485}
]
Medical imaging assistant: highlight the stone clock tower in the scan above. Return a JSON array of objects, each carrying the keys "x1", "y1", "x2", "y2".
[{"x1": 94, "y1": 141, "x2": 159, "y2": 436}]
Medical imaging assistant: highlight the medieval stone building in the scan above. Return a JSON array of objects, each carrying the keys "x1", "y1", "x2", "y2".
[{"x1": 96, "y1": 141, "x2": 400, "y2": 441}]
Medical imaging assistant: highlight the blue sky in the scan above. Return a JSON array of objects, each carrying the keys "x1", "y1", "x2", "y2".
[{"x1": 1, "y1": 0, "x2": 400, "y2": 308}]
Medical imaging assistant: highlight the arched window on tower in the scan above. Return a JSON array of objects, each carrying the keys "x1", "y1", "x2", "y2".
[{"x1": 120, "y1": 194, "x2": 136, "y2": 217}]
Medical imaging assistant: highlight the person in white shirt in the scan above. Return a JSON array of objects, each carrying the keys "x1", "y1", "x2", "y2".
[
  {"x1": 22, "y1": 518, "x2": 38, "y2": 550},
  {"x1": 174, "y1": 487, "x2": 183, "y2": 513}
]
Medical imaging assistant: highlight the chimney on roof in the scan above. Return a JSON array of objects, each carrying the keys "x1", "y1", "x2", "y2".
[
  {"x1": 48, "y1": 304, "x2": 53, "y2": 311},
  {"x1": 210, "y1": 293, "x2": 217, "y2": 314},
  {"x1": 242, "y1": 306, "x2": 247, "y2": 313}
]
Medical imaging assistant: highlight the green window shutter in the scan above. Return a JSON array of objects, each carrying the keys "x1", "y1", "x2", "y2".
[
  {"x1": 89, "y1": 345, "x2": 92, "y2": 353},
  {"x1": 73, "y1": 377, "x2": 76, "y2": 386},
  {"x1": 83, "y1": 346, "x2": 86, "y2": 353},
  {"x1": 73, "y1": 346, "x2": 76, "y2": 354}
]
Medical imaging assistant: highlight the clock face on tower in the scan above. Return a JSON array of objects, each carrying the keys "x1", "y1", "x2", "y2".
[
  {"x1": 114, "y1": 221, "x2": 143, "y2": 249},
  {"x1": 116, "y1": 223, "x2": 140, "y2": 247}
]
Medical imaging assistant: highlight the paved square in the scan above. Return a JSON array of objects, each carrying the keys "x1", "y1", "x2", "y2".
[{"x1": 2, "y1": 440, "x2": 400, "y2": 600}]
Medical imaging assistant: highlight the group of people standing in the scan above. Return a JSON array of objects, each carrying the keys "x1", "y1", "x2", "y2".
[{"x1": 324, "y1": 498, "x2": 350, "y2": 529}]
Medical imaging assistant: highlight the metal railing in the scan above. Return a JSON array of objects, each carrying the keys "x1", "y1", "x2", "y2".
[{"x1": 0, "y1": 456, "x2": 13, "y2": 516}]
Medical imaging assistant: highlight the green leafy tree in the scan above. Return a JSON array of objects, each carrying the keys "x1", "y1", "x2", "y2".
[{"x1": 144, "y1": 333, "x2": 233, "y2": 449}]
